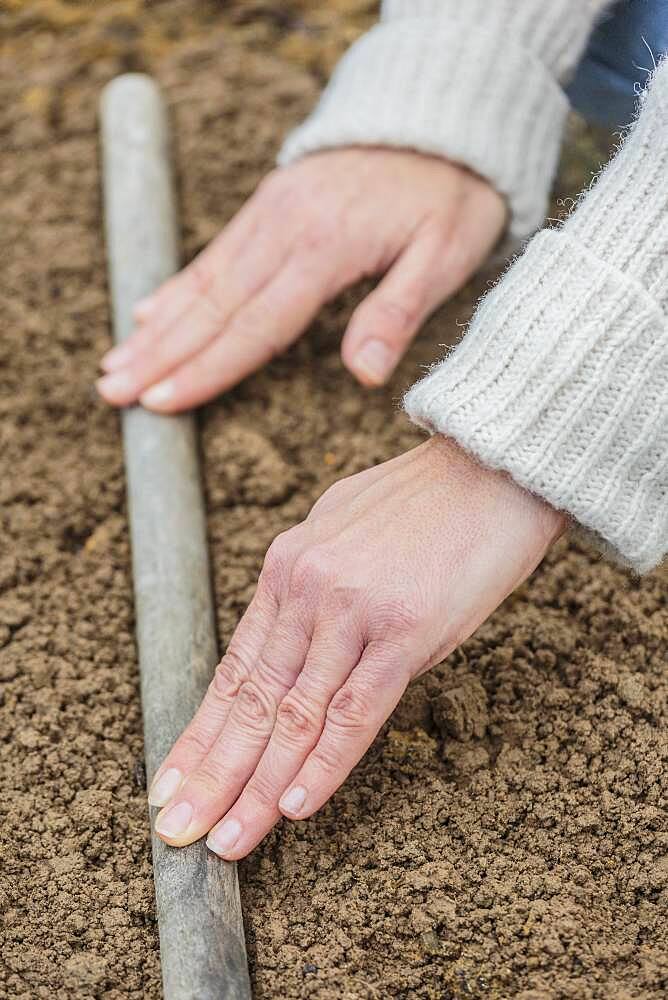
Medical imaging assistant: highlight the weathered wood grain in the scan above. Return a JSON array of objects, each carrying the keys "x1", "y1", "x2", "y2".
[{"x1": 100, "y1": 73, "x2": 251, "y2": 1000}]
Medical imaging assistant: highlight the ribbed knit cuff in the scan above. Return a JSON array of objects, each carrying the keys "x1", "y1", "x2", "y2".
[
  {"x1": 279, "y1": 16, "x2": 565, "y2": 239},
  {"x1": 405, "y1": 61, "x2": 668, "y2": 572},
  {"x1": 405, "y1": 59, "x2": 668, "y2": 573},
  {"x1": 405, "y1": 229, "x2": 667, "y2": 573},
  {"x1": 380, "y1": 0, "x2": 612, "y2": 83},
  {"x1": 565, "y1": 61, "x2": 668, "y2": 312},
  {"x1": 278, "y1": 1, "x2": 612, "y2": 240}
]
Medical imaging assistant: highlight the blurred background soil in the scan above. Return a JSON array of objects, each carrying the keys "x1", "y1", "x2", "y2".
[{"x1": 1, "y1": 2, "x2": 667, "y2": 998}]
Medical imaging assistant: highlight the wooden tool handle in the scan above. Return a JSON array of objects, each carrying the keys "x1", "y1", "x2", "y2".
[{"x1": 100, "y1": 73, "x2": 251, "y2": 1000}]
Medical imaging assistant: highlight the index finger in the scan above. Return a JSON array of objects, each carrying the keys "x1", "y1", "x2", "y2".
[
  {"x1": 100, "y1": 192, "x2": 265, "y2": 374},
  {"x1": 137, "y1": 247, "x2": 337, "y2": 412},
  {"x1": 147, "y1": 583, "x2": 278, "y2": 808}
]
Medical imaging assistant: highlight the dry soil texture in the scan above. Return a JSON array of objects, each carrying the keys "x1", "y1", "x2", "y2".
[{"x1": 1, "y1": 3, "x2": 667, "y2": 999}]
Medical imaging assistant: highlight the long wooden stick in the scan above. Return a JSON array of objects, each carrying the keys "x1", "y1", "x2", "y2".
[{"x1": 100, "y1": 74, "x2": 251, "y2": 1000}]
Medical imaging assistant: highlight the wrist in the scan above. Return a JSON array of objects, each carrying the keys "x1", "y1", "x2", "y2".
[
  {"x1": 278, "y1": 12, "x2": 569, "y2": 239},
  {"x1": 427, "y1": 434, "x2": 568, "y2": 546}
]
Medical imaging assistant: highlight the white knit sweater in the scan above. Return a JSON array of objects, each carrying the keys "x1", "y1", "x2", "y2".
[
  {"x1": 279, "y1": 0, "x2": 613, "y2": 239},
  {"x1": 279, "y1": 1, "x2": 667, "y2": 572},
  {"x1": 405, "y1": 60, "x2": 668, "y2": 573}
]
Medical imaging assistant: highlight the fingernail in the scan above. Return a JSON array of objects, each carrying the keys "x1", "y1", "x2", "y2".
[
  {"x1": 154, "y1": 800, "x2": 193, "y2": 839},
  {"x1": 352, "y1": 339, "x2": 394, "y2": 384},
  {"x1": 207, "y1": 818, "x2": 242, "y2": 856},
  {"x1": 96, "y1": 370, "x2": 135, "y2": 401},
  {"x1": 148, "y1": 767, "x2": 183, "y2": 807},
  {"x1": 100, "y1": 343, "x2": 132, "y2": 372},
  {"x1": 140, "y1": 380, "x2": 174, "y2": 409},
  {"x1": 279, "y1": 786, "x2": 307, "y2": 816}
]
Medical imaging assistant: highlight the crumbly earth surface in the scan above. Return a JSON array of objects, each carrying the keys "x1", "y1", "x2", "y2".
[{"x1": 1, "y1": 3, "x2": 667, "y2": 999}]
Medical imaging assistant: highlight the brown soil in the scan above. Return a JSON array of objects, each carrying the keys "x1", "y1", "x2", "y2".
[{"x1": 1, "y1": 3, "x2": 667, "y2": 999}]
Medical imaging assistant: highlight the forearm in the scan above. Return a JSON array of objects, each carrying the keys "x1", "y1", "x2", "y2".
[
  {"x1": 279, "y1": 0, "x2": 614, "y2": 239},
  {"x1": 405, "y1": 60, "x2": 668, "y2": 573}
]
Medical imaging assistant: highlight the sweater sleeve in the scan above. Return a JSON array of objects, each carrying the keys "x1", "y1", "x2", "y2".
[
  {"x1": 404, "y1": 60, "x2": 668, "y2": 574},
  {"x1": 278, "y1": 0, "x2": 613, "y2": 240}
]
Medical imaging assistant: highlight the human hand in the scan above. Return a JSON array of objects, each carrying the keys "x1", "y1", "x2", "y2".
[
  {"x1": 96, "y1": 149, "x2": 506, "y2": 411},
  {"x1": 148, "y1": 435, "x2": 565, "y2": 858}
]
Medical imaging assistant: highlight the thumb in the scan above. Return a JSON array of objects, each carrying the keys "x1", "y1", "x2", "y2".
[{"x1": 341, "y1": 224, "x2": 474, "y2": 386}]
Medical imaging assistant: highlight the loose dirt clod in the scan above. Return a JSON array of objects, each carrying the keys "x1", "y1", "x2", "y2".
[{"x1": 1, "y1": 4, "x2": 667, "y2": 1000}]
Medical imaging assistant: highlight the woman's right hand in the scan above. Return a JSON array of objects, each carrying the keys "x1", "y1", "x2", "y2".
[{"x1": 96, "y1": 147, "x2": 507, "y2": 412}]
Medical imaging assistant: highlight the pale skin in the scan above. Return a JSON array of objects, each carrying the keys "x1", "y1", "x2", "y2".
[
  {"x1": 97, "y1": 148, "x2": 565, "y2": 857},
  {"x1": 148, "y1": 437, "x2": 566, "y2": 858},
  {"x1": 96, "y1": 148, "x2": 506, "y2": 406}
]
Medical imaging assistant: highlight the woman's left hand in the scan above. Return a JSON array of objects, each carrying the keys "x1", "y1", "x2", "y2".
[{"x1": 149, "y1": 435, "x2": 566, "y2": 859}]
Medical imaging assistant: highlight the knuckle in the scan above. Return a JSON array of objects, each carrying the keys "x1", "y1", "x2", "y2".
[
  {"x1": 290, "y1": 547, "x2": 335, "y2": 598},
  {"x1": 190, "y1": 760, "x2": 226, "y2": 800},
  {"x1": 181, "y1": 723, "x2": 213, "y2": 758},
  {"x1": 420, "y1": 209, "x2": 456, "y2": 247},
  {"x1": 310, "y1": 741, "x2": 345, "y2": 776},
  {"x1": 276, "y1": 692, "x2": 321, "y2": 743},
  {"x1": 246, "y1": 773, "x2": 277, "y2": 810},
  {"x1": 322, "y1": 476, "x2": 353, "y2": 504},
  {"x1": 253, "y1": 650, "x2": 291, "y2": 691},
  {"x1": 295, "y1": 214, "x2": 334, "y2": 257},
  {"x1": 261, "y1": 532, "x2": 293, "y2": 589},
  {"x1": 326, "y1": 684, "x2": 369, "y2": 733},
  {"x1": 372, "y1": 597, "x2": 421, "y2": 638},
  {"x1": 187, "y1": 256, "x2": 213, "y2": 297},
  {"x1": 370, "y1": 293, "x2": 421, "y2": 333},
  {"x1": 211, "y1": 649, "x2": 249, "y2": 701},
  {"x1": 187, "y1": 256, "x2": 222, "y2": 315},
  {"x1": 231, "y1": 316, "x2": 284, "y2": 363},
  {"x1": 234, "y1": 679, "x2": 276, "y2": 732},
  {"x1": 265, "y1": 529, "x2": 294, "y2": 566},
  {"x1": 325, "y1": 476, "x2": 348, "y2": 495},
  {"x1": 329, "y1": 583, "x2": 360, "y2": 616},
  {"x1": 309, "y1": 479, "x2": 348, "y2": 517}
]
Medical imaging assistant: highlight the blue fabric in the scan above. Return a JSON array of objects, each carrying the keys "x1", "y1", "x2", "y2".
[{"x1": 566, "y1": 0, "x2": 668, "y2": 127}]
